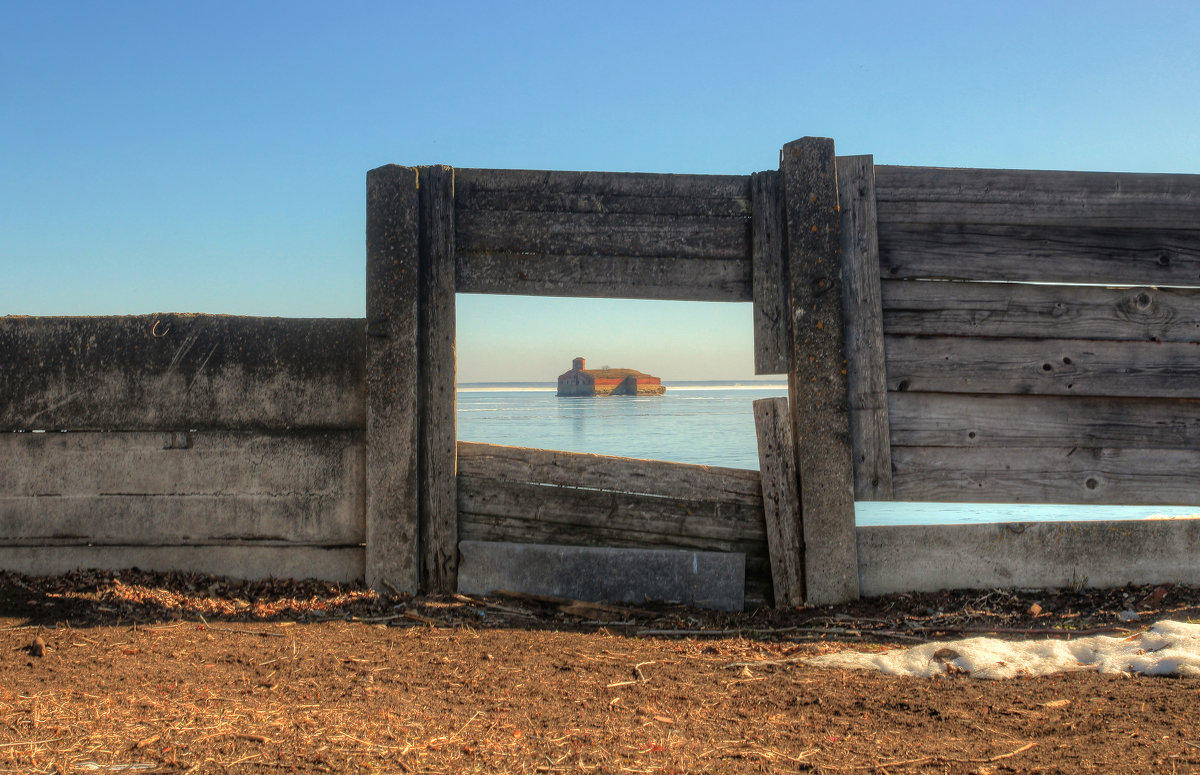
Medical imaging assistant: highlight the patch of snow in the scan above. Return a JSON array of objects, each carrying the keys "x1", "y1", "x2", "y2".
[{"x1": 807, "y1": 620, "x2": 1200, "y2": 679}]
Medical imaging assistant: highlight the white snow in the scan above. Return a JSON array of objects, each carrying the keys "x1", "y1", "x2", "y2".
[{"x1": 806, "y1": 620, "x2": 1200, "y2": 679}]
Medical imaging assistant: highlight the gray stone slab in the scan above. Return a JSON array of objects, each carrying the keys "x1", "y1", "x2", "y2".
[{"x1": 457, "y1": 541, "x2": 745, "y2": 611}]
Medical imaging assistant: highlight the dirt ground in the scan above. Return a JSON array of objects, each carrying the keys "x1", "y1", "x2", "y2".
[{"x1": 3, "y1": 570, "x2": 1200, "y2": 774}]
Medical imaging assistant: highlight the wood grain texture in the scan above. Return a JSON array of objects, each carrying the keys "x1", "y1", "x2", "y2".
[
  {"x1": 455, "y1": 168, "x2": 751, "y2": 202},
  {"x1": 0, "y1": 431, "x2": 363, "y2": 544},
  {"x1": 0, "y1": 315, "x2": 364, "y2": 432},
  {"x1": 780, "y1": 137, "x2": 859, "y2": 604},
  {"x1": 454, "y1": 253, "x2": 751, "y2": 301},
  {"x1": 891, "y1": 445, "x2": 1200, "y2": 505},
  {"x1": 837, "y1": 155, "x2": 893, "y2": 500},
  {"x1": 0, "y1": 545, "x2": 363, "y2": 583},
  {"x1": 885, "y1": 335, "x2": 1200, "y2": 398},
  {"x1": 365, "y1": 164, "x2": 421, "y2": 594},
  {"x1": 456, "y1": 209, "x2": 750, "y2": 261},
  {"x1": 753, "y1": 397, "x2": 803, "y2": 607},
  {"x1": 417, "y1": 166, "x2": 459, "y2": 594},
  {"x1": 751, "y1": 170, "x2": 789, "y2": 374},
  {"x1": 456, "y1": 478, "x2": 766, "y2": 553},
  {"x1": 889, "y1": 392, "x2": 1200, "y2": 449},
  {"x1": 858, "y1": 520, "x2": 1200, "y2": 596},
  {"x1": 882, "y1": 281, "x2": 1200, "y2": 342},
  {"x1": 874, "y1": 165, "x2": 1200, "y2": 229},
  {"x1": 456, "y1": 442, "x2": 762, "y2": 504},
  {"x1": 876, "y1": 223, "x2": 1200, "y2": 285}
]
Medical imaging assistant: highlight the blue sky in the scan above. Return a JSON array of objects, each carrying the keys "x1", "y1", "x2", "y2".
[{"x1": 4, "y1": 1, "x2": 1199, "y2": 381}]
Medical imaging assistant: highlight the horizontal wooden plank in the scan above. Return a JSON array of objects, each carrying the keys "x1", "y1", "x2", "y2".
[
  {"x1": 458, "y1": 190, "x2": 751, "y2": 218},
  {"x1": 0, "y1": 315, "x2": 365, "y2": 431},
  {"x1": 857, "y1": 519, "x2": 1200, "y2": 596},
  {"x1": 882, "y1": 281, "x2": 1200, "y2": 342},
  {"x1": 874, "y1": 165, "x2": 1200, "y2": 229},
  {"x1": 889, "y1": 392, "x2": 1200, "y2": 449},
  {"x1": 456, "y1": 209, "x2": 750, "y2": 261},
  {"x1": 0, "y1": 545, "x2": 363, "y2": 582},
  {"x1": 891, "y1": 446, "x2": 1200, "y2": 505},
  {"x1": 456, "y1": 168, "x2": 751, "y2": 202},
  {"x1": 877, "y1": 223, "x2": 1200, "y2": 285},
  {"x1": 885, "y1": 335, "x2": 1200, "y2": 398},
  {"x1": 455, "y1": 253, "x2": 751, "y2": 301},
  {"x1": 0, "y1": 431, "x2": 364, "y2": 544},
  {"x1": 457, "y1": 476, "x2": 766, "y2": 550},
  {"x1": 457, "y1": 442, "x2": 762, "y2": 504}
]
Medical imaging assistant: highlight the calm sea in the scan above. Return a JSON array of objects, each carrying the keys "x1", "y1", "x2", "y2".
[{"x1": 457, "y1": 382, "x2": 1198, "y2": 526}]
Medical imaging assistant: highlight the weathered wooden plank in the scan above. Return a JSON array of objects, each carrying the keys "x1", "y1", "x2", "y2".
[
  {"x1": 456, "y1": 209, "x2": 750, "y2": 261},
  {"x1": 890, "y1": 445, "x2": 1200, "y2": 505},
  {"x1": 882, "y1": 281, "x2": 1200, "y2": 342},
  {"x1": 885, "y1": 335, "x2": 1200, "y2": 398},
  {"x1": 455, "y1": 168, "x2": 751, "y2": 201},
  {"x1": 0, "y1": 545, "x2": 363, "y2": 582},
  {"x1": 417, "y1": 166, "x2": 458, "y2": 595},
  {"x1": 751, "y1": 170, "x2": 789, "y2": 374},
  {"x1": 457, "y1": 442, "x2": 762, "y2": 504},
  {"x1": 877, "y1": 223, "x2": 1200, "y2": 286},
  {"x1": 837, "y1": 155, "x2": 894, "y2": 500},
  {"x1": 874, "y1": 165, "x2": 1200, "y2": 229},
  {"x1": 858, "y1": 519, "x2": 1200, "y2": 596},
  {"x1": 0, "y1": 315, "x2": 364, "y2": 432},
  {"x1": 0, "y1": 431, "x2": 363, "y2": 545},
  {"x1": 458, "y1": 190, "x2": 751, "y2": 218},
  {"x1": 365, "y1": 164, "x2": 420, "y2": 594},
  {"x1": 753, "y1": 397, "x2": 803, "y2": 607},
  {"x1": 889, "y1": 392, "x2": 1200, "y2": 449},
  {"x1": 455, "y1": 253, "x2": 751, "y2": 301},
  {"x1": 457, "y1": 478, "x2": 767, "y2": 553},
  {"x1": 780, "y1": 137, "x2": 859, "y2": 604}
]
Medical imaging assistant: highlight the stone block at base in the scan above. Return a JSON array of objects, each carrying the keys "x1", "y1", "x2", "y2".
[{"x1": 457, "y1": 541, "x2": 745, "y2": 611}]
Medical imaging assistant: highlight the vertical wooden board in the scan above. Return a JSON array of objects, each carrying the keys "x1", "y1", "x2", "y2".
[
  {"x1": 418, "y1": 166, "x2": 459, "y2": 594},
  {"x1": 752, "y1": 170, "x2": 789, "y2": 374},
  {"x1": 836, "y1": 155, "x2": 894, "y2": 500},
  {"x1": 780, "y1": 137, "x2": 860, "y2": 605},
  {"x1": 753, "y1": 397, "x2": 804, "y2": 607},
  {"x1": 365, "y1": 164, "x2": 421, "y2": 595}
]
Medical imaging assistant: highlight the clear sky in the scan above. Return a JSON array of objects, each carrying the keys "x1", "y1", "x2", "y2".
[{"x1": 4, "y1": 1, "x2": 1199, "y2": 381}]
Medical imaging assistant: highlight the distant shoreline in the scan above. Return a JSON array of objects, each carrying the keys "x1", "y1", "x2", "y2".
[{"x1": 457, "y1": 380, "x2": 789, "y2": 393}]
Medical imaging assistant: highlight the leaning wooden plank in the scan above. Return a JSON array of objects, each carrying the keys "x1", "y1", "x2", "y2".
[
  {"x1": 457, "y1": 476, "x2": 767, "y2": 545},
  {"x1": 455, "y1": 253, "x2": 751, "y2": 301},
  {"x1": 876, "y1": 223, "x2": 1200, "y2": 285},
  {"x1": 751, "y1": 170, "x2": 789, "y2": 374},
  {"x1": 837, "y1": 155, "x2": 893, "y2": 500},
  {"x1": 0, "y1": 315, "x2": 364, "y2": 432},
  {"x1": 457, "y1": 442, "x2": 762, "y2": 504},
  {"x1": 455, "y1": 168, "x2": 750, "y2": 201},
  {"x1": 889, "y1": 392, "x2": 1200, "y2": 450},
  {"x1": 365, "y1": 164, "x2": 421, "y2": 595},
  {"x1": 891, "y1": 445, "x2": 1200, "y2": 505},
  {"x1": 857, "y1": 519, "x2": 1200, "y2": 596},
  {"x1": 0, "y1": 430, "x2": 363, "y2": 544},
  {"x1": 417, "y1": 166, "x2": 459, "y2": 595},
  {"x1": 753, "y1": 397, "x2": 803, "y2": 607},
  {"x1": 874, "y1": 165, "x2": 1200, "y2": 229},
  {"x1": 780, "y1": 137, "x2": 859, "y2": 604},
  {"x1": 0, "y1": 545, "x2": 363, "y2": 583},
  {"x1": 885, "y1": 335, "x2": 1200, "y2": 398},
  {"x1": 882, "y1": 281, "x2": 1200, "y2": 343},
  {"x1": 456, "y1": 210, "x2": 751, "y2": 261}
]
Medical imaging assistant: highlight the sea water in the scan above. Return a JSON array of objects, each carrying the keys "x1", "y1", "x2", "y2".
[{"x1": 457, "y1": 382, "x2": 1199, "y2": 527}]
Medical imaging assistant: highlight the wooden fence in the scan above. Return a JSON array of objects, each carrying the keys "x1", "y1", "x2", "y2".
[{"x1": 4, "y1": 137, "x2": 1200, "y2": 607}]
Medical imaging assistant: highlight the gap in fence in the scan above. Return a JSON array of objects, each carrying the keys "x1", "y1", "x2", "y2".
[{"x1": 455, "y1": 295, "x2": 786, "y2": 469}]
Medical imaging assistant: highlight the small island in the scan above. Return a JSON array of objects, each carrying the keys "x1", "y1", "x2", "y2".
[{"x1": 557, "y1": 357, "x2": 666, "y2": 397}]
